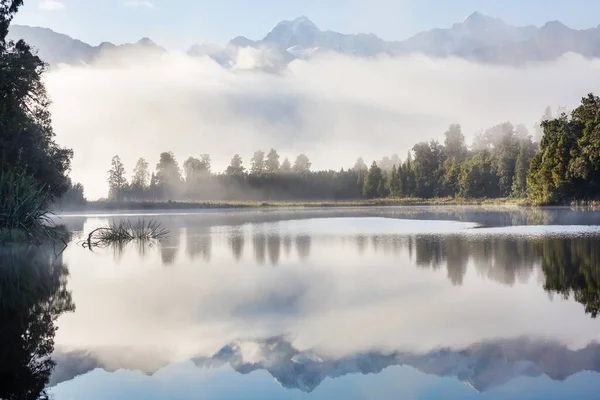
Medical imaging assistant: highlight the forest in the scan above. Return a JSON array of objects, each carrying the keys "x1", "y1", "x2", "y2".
[{"x1": 104, "y1": 96, "x2": 600, "y2": 205}]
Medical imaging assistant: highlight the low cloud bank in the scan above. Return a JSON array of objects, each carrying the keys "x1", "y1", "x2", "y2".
[{"x1": 45, "y1": 50, "x2": 600, "y2": 199}]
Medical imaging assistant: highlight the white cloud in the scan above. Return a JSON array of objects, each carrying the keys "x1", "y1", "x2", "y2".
[
  {"x1": 44, "y1": 50, "x2": 600, "y2": 199},
  {"x1": 38, "y1": 0, "x2": 65, "y2": 11},
  {"x1": 124, "y1": 0, "x2": 156, "y2": 8}
]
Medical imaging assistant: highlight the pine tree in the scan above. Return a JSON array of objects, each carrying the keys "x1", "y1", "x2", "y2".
[
  {"x1": 363, "y1": 161, "x2": 383, "y2": 199},
  {"x1": 403, "y1": 152, "x2": 416, "y2": 197},
  {"x1": 388, "y1": 165, "x2": 401, "y2": 197},
  {"x1": 265, "y1": 149, "x2": 280, "y2": 173},
  {"x1": 280, "y1": 157, "x2": 292, "y2": 173}
]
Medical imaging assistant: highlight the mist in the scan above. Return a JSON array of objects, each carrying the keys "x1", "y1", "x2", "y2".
[{"x1": 44, "y1": 49, "x2": 600, "y2": 199}]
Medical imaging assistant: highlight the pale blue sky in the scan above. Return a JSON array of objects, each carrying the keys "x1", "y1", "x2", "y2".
[{"x1": 12, "y1": 0, "x2": 600, "y2": 49}]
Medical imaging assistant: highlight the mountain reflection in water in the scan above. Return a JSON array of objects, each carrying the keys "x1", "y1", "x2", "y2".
[{"x1": 3, "y1": 208, "x2": 600, "y2": 399}]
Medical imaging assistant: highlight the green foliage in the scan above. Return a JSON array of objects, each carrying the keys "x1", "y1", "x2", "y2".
[
  {"x1": 412, "y1": 140, "x2": 445, "y2": 198},
  {"x1": 363, "y1": 161, "x2": 383, "y2": 199},
  {"x1": 0, "y1": 171, "x2": 54, "y2": 239},
  {"x1": 528, "y1": 93, "x2": 600, "y2": 204},
  {"x1": 540, "y1": 237, "x2": 600, "y2": 318},
  {"x1": 53, "y1": 179, "x2": 86, "y2": 210},
  {"x1": 98, "y1": 96, "x2": 600, "y2": 203},
  {"x1": 512, "y1": 139, "x2": 537, "y2": 197},
  {"x1": 387, "y1": 164, "x2": 401, "y2": 197},
  {"x1": 442, "y1": 160, "x2": 461, "y2": 197},
  {"x1": 402, "y1": 152, "x2": 416, "y2": 197},
  {"x1": 0, "y1": 2, "x2": 72, "y2": 199},
  {"x1": 458, "y1": 151, "x2": 497, "y2": 198}
]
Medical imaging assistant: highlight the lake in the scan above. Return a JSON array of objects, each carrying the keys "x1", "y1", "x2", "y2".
[{"x1": 2, "y1": 206, "x2": 600, "y2": 399}]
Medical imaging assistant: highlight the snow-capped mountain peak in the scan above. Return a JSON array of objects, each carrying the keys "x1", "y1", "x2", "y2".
[
  {"x1": 455, "y1": 11, "x2": 507, "y2": 31},
  {"x1": 263, "y1": 15, "x2": 320, "y2": 48},
  {"x1": 267, "y1": 16, "x2": 318, "y2": 35},
  {"x1": 9, "y1": 13, "x2": 600, "y2": 69}
]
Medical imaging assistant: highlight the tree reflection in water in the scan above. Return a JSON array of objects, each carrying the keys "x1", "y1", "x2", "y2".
[
  {"x1": 539, "y1": 237, "x2": 600, "y2": 318},
  {"x1": 216, "y1": 229, "x2": 600, "y2": 319},
  {"x1": 0, "y1": 246, "x2": 75, "y2": 400}
]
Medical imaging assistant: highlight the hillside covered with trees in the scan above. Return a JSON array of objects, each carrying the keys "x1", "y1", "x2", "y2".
[{"x1": 104, "y1": 95, "x2": 600, "y2": 205}]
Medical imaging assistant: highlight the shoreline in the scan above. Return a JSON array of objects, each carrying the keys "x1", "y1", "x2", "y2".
[{"x1": 55, "y1": 197, "x2": 538, "y2": 212}]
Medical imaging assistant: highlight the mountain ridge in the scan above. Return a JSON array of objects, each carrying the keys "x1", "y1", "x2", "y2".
[
  {"x1": 49, "y1": 336, "x2": 600, "y2": 393},
  {"x1": 8, "y1": 12, "x2": 600, "y2": 68}
]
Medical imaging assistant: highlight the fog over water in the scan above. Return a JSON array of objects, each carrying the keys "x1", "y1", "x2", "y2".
[{"x1": 44, "y1": 50, "x2": 600, "y2": 199}]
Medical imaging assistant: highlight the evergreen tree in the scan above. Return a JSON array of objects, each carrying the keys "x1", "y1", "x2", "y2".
[
  {"x1": 225, "y1": 154, "x2": 245, "y2": 176},
  {"x1": 265, "y1": 149, "x2": 280, "y2": 173},
  {"x1": 354, "y1": 157, "x2": 368, "y2": 189},
  {"x1": 156, "y1": 151, "x2": 182, "y2": 198},
  {"x1": 511, "y1": 138, "x2": 536, "y2": 197},
  {"x1": 107, "y1": 155, "x2": 128, "y2": 200},
  {"x1": 280, "y1": 157, "x2": 292, "y2": 173},
  {"x1": 403, "y1": 152, "x2": 416, "y2": 197},
  {"x1": 363, "y1": 161, "x2": 383, "y2": 199},
  {"x1": 397, "y1": 163, "x2": 405, "y2": 197},
  {"x1": 250, "y1": 150, "x2": 265, "y2": 175},
  {"x1": 493, "y1": 123, "x2": 519, "y2": 197},
  {"x1": 388, "y1": 165, "x2": 401, "y2": 197}
]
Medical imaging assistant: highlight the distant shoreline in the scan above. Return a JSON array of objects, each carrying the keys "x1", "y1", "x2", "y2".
[{"x1": 55, "y1": 197, "x2": 541, "y2": 212}]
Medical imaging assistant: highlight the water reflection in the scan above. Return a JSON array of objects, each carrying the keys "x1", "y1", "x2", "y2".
[
  {"x1": 172, "y1": 222, "x2": 600, "y2": 321},
  {"x1": 0, "y1": 246, "x2": 75, "y2": 400},
  {"x1": 159, "y1": 229, "x2": 181, "y2": 265},
  {"x1": 228, "y1": 228, "x2": 245, "y2": 262},
  {"x1": 191, "y1": 336, "x2": 600, "y2": 393},
  {"x1": 43, "y1": 211, "x2": 600, "y2": 398},
  {"x1": 540, "y1": 238, "x2": 600, "y2": 318},
  {"x1": 186, "y1": 230, "x2": 211, "y2": 262},
  {"x1": 79, "y1": 218, "x2": 600, "y2": 320}
]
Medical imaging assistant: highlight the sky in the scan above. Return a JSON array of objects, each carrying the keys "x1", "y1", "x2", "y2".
[{"x1": 12, "y1": 0, "x2": 600, "y2": 49}]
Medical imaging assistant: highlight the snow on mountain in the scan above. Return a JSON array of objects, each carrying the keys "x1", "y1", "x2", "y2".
[
  {"x1": 9, "y1": 12, "x2": 600, "y2": 68},
  {"x1": 49, "y1": 336, "x2": 600, "y2": 392},
  {"x1": 189, "y1": 336, "x2": 600, "y2": 393}
]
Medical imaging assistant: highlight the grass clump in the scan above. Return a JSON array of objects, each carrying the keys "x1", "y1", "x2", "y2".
[
  {"x1": 83, "y1": 219, "x2": 169, "y2": 249},
  {"x1": 0, "y1": 171, "x2": 66, "y2": 243}
]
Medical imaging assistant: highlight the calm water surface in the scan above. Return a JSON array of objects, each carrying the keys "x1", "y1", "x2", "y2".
[{"x1": 2, "y1": 206, "x2": 600, "y2": 399}]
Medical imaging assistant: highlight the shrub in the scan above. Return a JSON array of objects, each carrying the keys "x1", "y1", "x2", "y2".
[{"x1": 0, "y1": 171, "x2": 53, "y2": 240}]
